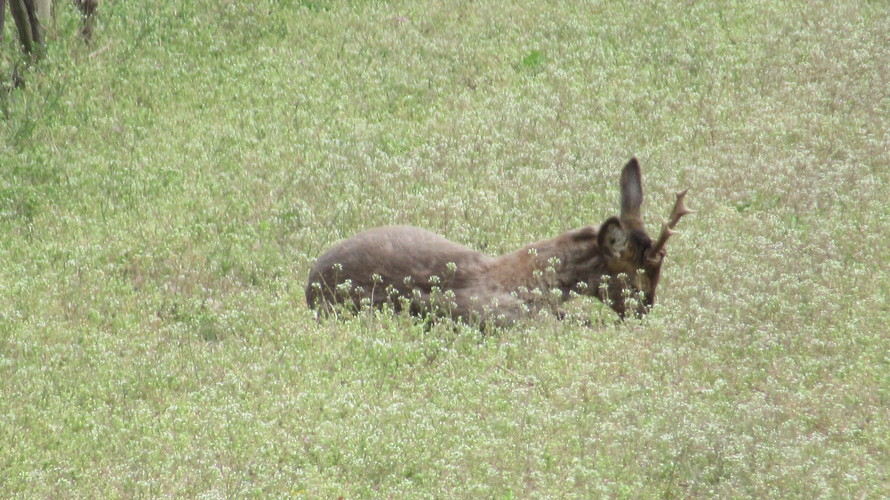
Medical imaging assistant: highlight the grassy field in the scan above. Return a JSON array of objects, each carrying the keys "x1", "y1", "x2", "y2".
[{"x1": 1, "y1": 0, "x2": 888, "y2": 497}]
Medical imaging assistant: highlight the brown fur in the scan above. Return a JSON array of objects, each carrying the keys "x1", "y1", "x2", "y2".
[{"x1": 306, "y1": 158, "x2": 689, "y2": 327}]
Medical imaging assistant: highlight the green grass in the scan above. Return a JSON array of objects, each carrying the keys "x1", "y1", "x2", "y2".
[{"x1": 2, "y1": 0, "x2": 888, "y2": 497}]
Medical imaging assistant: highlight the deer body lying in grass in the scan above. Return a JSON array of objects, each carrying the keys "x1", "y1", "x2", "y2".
[{"x1": 306, "y1": 158, "x2": 692, "y2": 327}]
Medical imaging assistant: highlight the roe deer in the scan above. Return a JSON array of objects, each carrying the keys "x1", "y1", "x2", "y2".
[{"x1": 306, "y1": 158, "x2": 692, "y2": 327}]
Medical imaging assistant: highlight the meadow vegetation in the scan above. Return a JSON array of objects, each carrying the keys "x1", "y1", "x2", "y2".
[{"x1": 1, "y1": 0, "x2": 888, "y2": 497}]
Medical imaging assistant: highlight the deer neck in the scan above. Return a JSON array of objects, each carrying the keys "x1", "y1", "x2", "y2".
[{"x1": 487, "y1": 236, "x2": 603, "y2": 299}]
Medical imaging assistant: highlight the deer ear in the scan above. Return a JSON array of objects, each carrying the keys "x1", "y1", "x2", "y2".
[
  {"x1": 598, "y1": 217, "x2": 627, "y2": 259},
  {"x1": 620, "y1": 158, "x2": 644, "y2": 229}
]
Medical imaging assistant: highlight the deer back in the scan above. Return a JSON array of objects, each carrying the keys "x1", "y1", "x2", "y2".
[{"x1": 305, "y1": 225, "x2": 493, "y2": 315}]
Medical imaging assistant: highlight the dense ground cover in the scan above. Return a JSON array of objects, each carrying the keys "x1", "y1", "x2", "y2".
[{"x1": 1, "y1": 0, "x2": 888, "y2": 497}]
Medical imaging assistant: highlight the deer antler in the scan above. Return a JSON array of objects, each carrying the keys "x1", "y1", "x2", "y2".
[{"x1": 646, "y1": 189, "x2": 694, "y2": 263}]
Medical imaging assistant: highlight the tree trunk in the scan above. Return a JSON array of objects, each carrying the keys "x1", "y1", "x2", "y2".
[
  {"x1": 34, "y1": 0, "x2": 49, "y2": 21},
  {"x1": 74, "y1": 0, "x2": 96, "y2": 41},
  {"x1": 8, "y1": 0, "x2": 44, "y2": 57},
  {"x1": 0, "y1": 0, "x2": 7, "y2": 40}
]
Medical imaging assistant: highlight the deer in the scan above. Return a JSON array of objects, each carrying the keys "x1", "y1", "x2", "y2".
[{"x1": 305, "y1": 158, "x2": 693, "y2": 328}]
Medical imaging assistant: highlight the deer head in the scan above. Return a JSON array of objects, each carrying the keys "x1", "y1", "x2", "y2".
[{"x1": 593, "y1": 158, "x2": 694, "y2": 318}]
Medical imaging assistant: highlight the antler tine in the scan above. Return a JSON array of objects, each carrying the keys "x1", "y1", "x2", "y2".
[{"x1": 646, "y1": 189, "x2": 694, "y2": 261}]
